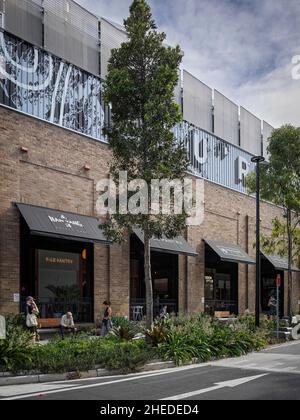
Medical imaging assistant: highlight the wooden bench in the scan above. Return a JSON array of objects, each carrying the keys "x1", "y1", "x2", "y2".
[
  {"x1": 214, "y1": 311, "x2": 231, "y2": 319},
  {"x1": 38, "y1": 318, "x2": 61, "y2": 329}
]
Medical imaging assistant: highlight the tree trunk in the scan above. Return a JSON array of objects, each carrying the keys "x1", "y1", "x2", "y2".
[
  {"x1": 287, "y1": 208, "x2": 293, "y2": 320},
  {"x1": 144, "y1": 231, "x2": 153, "y2": 330}
]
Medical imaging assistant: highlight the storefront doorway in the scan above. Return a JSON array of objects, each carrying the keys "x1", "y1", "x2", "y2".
[
  {"x1": 20, "y1": 220, "x2": 94, "y2": 323},
  {"x1": 261, "y1": 258, "x2": 284, "y2": 317},
  {"x1": 130, "y1": 235, "x2": 179, "y2": 320},
  {"x1": 204, "y1": 243, "x2": 239, "y2": 315}
]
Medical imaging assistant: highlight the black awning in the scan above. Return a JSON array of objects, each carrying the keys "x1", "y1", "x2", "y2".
[
  {"x1": 16, "y1": 203, "x2": 109, "y2": 244},
  {"x1": 205, "y1": 239, "x2": 255, "y2": 265},
  {"x1": 133, "y1": 228, "x2": 198, "y2": 257},
  {"x1": 261, "y1": 252, "x2": 300, "y2": 272}
]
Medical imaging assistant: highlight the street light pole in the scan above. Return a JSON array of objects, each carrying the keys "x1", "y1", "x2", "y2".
[{"x1": 251, "y1": 156, "x2": 265, "y2": 328}]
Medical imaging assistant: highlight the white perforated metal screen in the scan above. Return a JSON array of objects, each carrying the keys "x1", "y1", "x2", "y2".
[
  {"x1": 214, "y1": 90, "x2": 239, "y2": 145},
  {"x1": 183, "y1": 70, "x2": 212, "y2": 132},
  {"x1": 44, "y1": 0, "x2": 100, "y2": 75},
  {"x1": 240, "y1": 107, "x2": 262, "y2": 155},
  {"x1": 100, "y1": 18, "x2": 127, "y2": 78},
  {"x1": 4, "y1": 0, "x2": 43, "y2": 46}
]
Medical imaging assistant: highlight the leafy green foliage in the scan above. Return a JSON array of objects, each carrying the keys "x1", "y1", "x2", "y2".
[
  {"x1": 102, "y1": 0, "x2": 188, "y2": 328},
  {"x1": 156, "y1": 315, "x2": 271, "y2": 366},
  {"x1": 0, "y1": 315, "x2": 34, "y2": 372},
  {"x1": 145, "y1": 323, "x2": 169, "y2": 346},
  {"x1": 1, "y1": 314, "x2": 274, "y2": 374},
  {"x1": 111, "y1": 325, "x2": 137, "y2": 341},
  {"x1": 247, "y1": 125, "x2": 300, "y2": 316}
]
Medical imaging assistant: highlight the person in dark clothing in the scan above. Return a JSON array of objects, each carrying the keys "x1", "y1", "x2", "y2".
[{"x1": 101, "y1": 301, "x2": 112, "y2": 337}]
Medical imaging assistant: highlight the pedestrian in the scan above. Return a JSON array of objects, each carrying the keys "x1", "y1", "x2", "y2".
[
  {"x1": 25, "y1": 296, "x2": 39, "y2": 342},
  {"x1": 101, "y1": 301, "x2": 113, "y2": 337},
  {"x1": 60, "y1": 311, "x2": 77, "y2": 339},
  {"x1": 268, "y1": 295, "x2": 277, "y2": 318},
  {"x1": 159, "y1": 305, "x2": 169, "y2": 321}
]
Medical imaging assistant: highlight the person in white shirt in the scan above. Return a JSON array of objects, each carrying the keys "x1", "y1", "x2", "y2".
[{"x1": 60, "y1": 312, "x2": 77, "y2": 339}]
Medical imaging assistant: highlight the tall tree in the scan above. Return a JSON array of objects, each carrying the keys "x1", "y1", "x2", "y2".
[
  {"x1": 102, "y1": 0, "x2": 188, "y2": 328},
  {"x1": 247, "y1": 125, "x2": 300, "y2": 318}
]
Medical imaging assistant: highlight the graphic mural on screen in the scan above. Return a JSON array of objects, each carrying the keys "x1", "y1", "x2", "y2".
[{"x1": 0, "y1": 31, "x2": 105, "y2": 139}]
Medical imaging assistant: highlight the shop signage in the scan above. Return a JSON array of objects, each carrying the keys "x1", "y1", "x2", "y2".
[
  {"x1": 45, "y1": 256, "x2": 75, "y2": 265},
  {"x1": 39, "y1": 250, "x2": 79, "y2": 270},
  {"x1": 48, "y1": 215, "x2": 84, "y2": 231},
  {"x1": 175, "y1": 122, "x2": 255, "y2": 195}
]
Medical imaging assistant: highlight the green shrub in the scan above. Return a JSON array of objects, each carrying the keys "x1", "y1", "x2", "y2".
[
  {"x1": 103, "y1": 341, "x2": 153, "y2": 373},
  {"x1": 145, "y1": 324, "x2": 168, "y2": 347},
  {"x1": 111, "y1": 316, "x2": 132, "y2": 329},
  {"x1": 0, "y1": 315, "x2": 34, "y2": 372},
  {"x1": 110, "y1": 325, "x2": 137, "y2": 341},
  {"x1": 158, "y1": 331, "x2": 198, "y2": 366}
]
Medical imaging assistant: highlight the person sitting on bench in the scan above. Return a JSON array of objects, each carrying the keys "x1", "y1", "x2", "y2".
[{"x1": 60, "y1": 312, "x2": 77, "y2": 339}]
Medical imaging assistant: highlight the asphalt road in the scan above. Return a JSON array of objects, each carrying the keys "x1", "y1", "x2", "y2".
[{"x1": 1, "y1": 341, "x2": 300, "y2": 401}]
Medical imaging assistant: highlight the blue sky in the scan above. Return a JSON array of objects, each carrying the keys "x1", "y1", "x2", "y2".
[{"x1": 77, "y1": 0, "x2": 300, "y2": 127}]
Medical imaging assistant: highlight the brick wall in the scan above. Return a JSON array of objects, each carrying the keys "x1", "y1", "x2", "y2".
[
  {"x1": 0, "y1": 107, "x2": 129, "y2": 318},
  {"x1": 0, "y1": 106, "x2": 299, "y2": 318}
]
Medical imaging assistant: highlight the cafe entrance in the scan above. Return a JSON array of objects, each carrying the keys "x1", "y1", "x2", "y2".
[
  {"x1": 204, "y1": 239, "x2": 255, "y2": 316},
  {"x1": 130, "y1": 235, "x2": 179, "y2": 319},
  {"x1": 130, "y1": 229, "x2": 197, "y2": 320},
  {"x1": 20, "y1": 226, "x2": 94, "y2": 322},
  {"x1": 17, "y1": 203, "x2": 108, "y2": 323}
]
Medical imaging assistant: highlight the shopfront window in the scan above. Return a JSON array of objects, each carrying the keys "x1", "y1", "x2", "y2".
[
  {"x1": 130, "y1": 235, "x2": 179, "y2": 320},
  {"x1": 261, "y1": 260, "x2": 284, "y2": 316},
  {"x1": 38, "y1": 250, "x2": 80, "y2": 301},
  {"x1": 21, "y1": 222, "x2": 94, "y2": 322}
]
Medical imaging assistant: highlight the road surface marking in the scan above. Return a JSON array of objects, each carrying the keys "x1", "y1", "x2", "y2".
[
  {"x1": 161, "y1": 374, "x2": 268, "y2": 400},
  {"x1": 1, "y1": 364, "x2": 210, "y2": 400}
]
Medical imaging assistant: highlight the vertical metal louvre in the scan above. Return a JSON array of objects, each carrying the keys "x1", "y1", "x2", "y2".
[
  {"x1": 214, "y1": 90, "x2": 239, "y2": 146},
  {"x1": 240, "y1": 107, "x2": 262, "y2": 156},
  {"x1": 4, "y1": 0, "x2": 43, "y2": 47},
  {"x1": 0, "y1": 30, "x2": 106, "y2": 140},
  {"x1": 100, "y1": 18, "x2": 128, "y2": 79},
  {"x1": 182, "y1": 70, "x2": 213, "y2": 133},
  {"x1": 43, "y1": 0, "x2": 100, "y2": 76},
  {"x1": 174, "y1": 121, "x2": 255, "y2": 194}
]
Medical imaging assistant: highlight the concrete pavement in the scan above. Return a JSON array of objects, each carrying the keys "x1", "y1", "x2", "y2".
[{"x1": 1, "y1": 341, "x2": 300, "y2": 401}]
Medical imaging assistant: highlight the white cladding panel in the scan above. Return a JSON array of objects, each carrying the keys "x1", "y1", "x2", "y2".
[
  {"x1": 240, "y1": 107, "x2": 262, "y2": 155},
  {"x1": 183, "y1": 70, "x2": 212, "y2": 132},
  {"x1": 263, "y1": 121, "x2": 274, "y2": 160},
  {"x1": 101, "y1": 18, "x2": 127, "y2": 78},
  {"x1": 44, "y1": 0, "x2": 100, "y2": 75},
  {"x1": 214, "y1": 90, "x2": 239, "y2": 145},
  {"x1": 4, "y1": 0, "x2": 43, "y2": 46}
]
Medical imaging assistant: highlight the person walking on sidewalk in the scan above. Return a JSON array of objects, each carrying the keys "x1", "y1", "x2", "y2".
[
  {"x1": 25, "y1": 296, "x2": 39, "y2": 343},
  {"x1": 101, "y1": 301, "x2": 113, "y2": 337}
]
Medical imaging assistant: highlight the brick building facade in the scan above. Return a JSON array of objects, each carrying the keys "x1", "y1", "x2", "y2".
[
  {"x1": 0, "y1": 0, "x2": 299, "y2": 321},
  {"x1": 1, "y1": 107, "x2": 299, "y2": 320}
]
